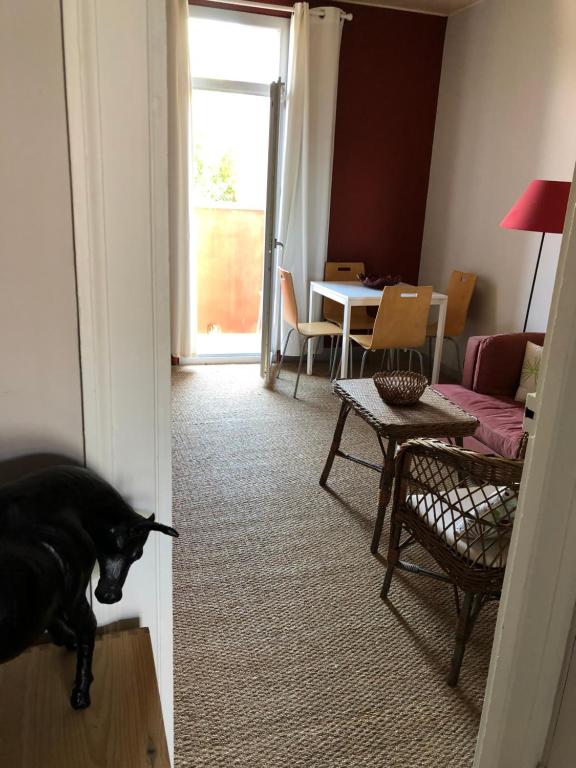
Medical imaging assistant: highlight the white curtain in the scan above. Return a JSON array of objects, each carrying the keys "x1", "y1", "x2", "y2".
[
  {"x1": 167, "y1": 0, "x2": 195, "y2": 358},
  {"x1": 275, "y1": 3, "x2": 344, "y2": 355}
]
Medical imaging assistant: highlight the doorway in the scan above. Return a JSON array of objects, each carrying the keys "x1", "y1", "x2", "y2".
[
  {"x1": 187, "y1": 7, "x2": 288, "y2": 362},
  {"x1": 63, "y1": 2, "x2": 576, "y2": 763}
]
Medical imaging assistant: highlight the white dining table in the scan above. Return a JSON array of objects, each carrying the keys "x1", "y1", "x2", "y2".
[{"x1": 307, "y1": 281, "x2": 448, "y2": 384}]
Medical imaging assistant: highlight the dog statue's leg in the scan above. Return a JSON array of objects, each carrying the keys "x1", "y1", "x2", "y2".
[
  {"x1": 48, "y1": 614, "x2": 78, "y2": 651},
  {"x1": 68, "y1": 595, "x2": 97, "y2": 710}
]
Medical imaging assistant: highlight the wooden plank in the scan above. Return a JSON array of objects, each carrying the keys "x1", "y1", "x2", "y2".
[{"x1": 0, "y1": 628, "x2": 170, "y2": 768}]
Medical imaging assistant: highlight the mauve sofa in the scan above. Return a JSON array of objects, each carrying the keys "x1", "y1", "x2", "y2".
[{"x1": 433, "y1": 332, "x2": 545, "y2": 459}]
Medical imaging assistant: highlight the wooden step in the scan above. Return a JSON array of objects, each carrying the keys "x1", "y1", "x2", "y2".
[{"x1": 0, "y1": 627, "x2": 170, "y2": 768}]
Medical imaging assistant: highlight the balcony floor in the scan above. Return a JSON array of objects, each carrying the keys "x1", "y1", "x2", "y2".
[{"x1": 196, "y1": 332, "x2": 260, "y2": 357}]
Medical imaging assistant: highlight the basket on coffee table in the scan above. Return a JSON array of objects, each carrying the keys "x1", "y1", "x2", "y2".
[{"x1": 372, "y1": 370, "x2": 427, "y2": 406}]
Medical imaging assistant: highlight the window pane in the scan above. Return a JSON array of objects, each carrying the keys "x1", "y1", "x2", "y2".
[
  {"x1": 191, "y1": 89, "x2": 269, "y2": 355},
  {"x1": 191, "y1": 90, "x2": 269, "y2": 208},
  {"x1": 189, "y1": 17, "x2": 282, "y2": 84}
]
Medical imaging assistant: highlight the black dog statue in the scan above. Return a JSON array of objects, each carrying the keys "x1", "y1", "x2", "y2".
[{"x1": 0, "y1": 465, "x2": 178, "y2": 709}]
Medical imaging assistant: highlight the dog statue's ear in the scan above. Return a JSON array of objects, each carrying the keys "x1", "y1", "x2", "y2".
[{"x1": 133, "y1": 514, "x2": 179, "y2": 538}]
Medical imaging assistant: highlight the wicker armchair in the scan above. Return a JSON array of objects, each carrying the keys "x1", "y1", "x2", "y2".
[{"x1": 381, "y1": 438, "x2": 523, "y2": 686}]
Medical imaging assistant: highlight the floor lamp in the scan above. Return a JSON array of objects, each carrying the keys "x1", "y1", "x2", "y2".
[{"x1": 501, "y1": 179, "x2": 571, "y2": 331}]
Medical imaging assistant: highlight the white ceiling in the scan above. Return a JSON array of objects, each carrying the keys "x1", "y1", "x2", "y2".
[{"x1": 342, "y1": 0, "x2": 481, "y2": 16}]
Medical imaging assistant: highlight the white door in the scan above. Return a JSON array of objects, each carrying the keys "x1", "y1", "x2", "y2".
[{"x1": 260, "y1": 78, "x2": 284, "y2": 381}]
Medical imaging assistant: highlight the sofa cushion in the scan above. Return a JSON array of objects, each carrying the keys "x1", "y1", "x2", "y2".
[
  {"x1": 466, "y1": 333, "x2": 545, "y2": 397},
  {"x1": 434, "y1": 384, "x2": 525, "y2": 458}
]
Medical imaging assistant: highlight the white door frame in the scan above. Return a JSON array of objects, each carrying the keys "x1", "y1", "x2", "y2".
[
  {"x1": 474, "y1": 169, "x2": 576, "y2": 768},
  {"x1": 61, "y1": 0, "x2": 174, "y2": 755},
  {"x1": 62, "y1": 0, "x2": 576, "y2": 760}
]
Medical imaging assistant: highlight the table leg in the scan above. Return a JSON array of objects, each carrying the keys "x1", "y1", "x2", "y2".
[
  {"x1": 371, "y1": 438, "x2": 397, "y2": 555},
  {"x1": 431, "y1": 297, "x2": 447, "y2": 384},
  {"x1": 307, "y1": 283, "x2": 319, "y2": 375},
  {"x1": 340, "y1": 299, "x2": 351, "y2": 378},
  {"x1": 320, "y1": 401, "x2": 352, "y2": 487}
]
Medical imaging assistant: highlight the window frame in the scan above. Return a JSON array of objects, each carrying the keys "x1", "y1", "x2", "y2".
[{"x1": 188, "y1": 5, "x2": 289, "y2": 96}]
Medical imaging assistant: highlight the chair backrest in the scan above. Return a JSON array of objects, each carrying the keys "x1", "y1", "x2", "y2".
[
  {"x1": 278, "y1": 268, "x2": 299, "y2": 330},
  {"x1": 370, "y1": 285, "x2": 433, "y2": 350},
  {"x1": 323, "y1": 262, "x2": 365, "y2": 323},
  {"x1": 324, "y1": 262, "x2": 365, "y2": 281},
  {"x1": 445, "y1": 270, "x2": 477, "y2": 337}
]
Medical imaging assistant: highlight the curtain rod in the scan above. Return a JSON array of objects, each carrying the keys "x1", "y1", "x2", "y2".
[{"x1": 198, "y1": 0, "x2": 353, "y2": 21}]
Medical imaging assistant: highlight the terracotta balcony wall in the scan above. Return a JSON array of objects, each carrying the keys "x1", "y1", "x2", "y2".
[{"x1": 193, "y1": 205, "x2": 264, "y2": 335}]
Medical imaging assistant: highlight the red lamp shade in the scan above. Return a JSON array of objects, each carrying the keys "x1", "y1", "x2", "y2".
[{"x1": 500, "y1": 179, "x2": 571, "y2": 233}]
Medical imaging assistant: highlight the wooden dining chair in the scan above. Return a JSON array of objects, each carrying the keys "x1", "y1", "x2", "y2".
[
  {"x1": 323, "y1": 262, "x2": 374, "y2": 332},
  {"x1": 276, "y1": 268, "x2": 343, "y2": 398},
  {"x1": 350, "y1": 285, "x2": 433, "y2": 378},
  {"x1": 427, "y1": 270, "x2": 477, "y2": 375}
]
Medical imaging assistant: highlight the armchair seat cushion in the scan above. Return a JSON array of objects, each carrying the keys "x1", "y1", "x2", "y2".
[
  {"x1": 434, "y1": 384, "x2": 525, "y2": 459},
  {"x1": 408, "y1": 486, "x2": 515, "y2": 569}
]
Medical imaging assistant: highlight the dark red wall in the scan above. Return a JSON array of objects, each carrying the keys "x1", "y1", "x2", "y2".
[
  {"x1": 190, "y1": 1, "x2": 446, "y2": 283},
  {"x1": 326, "y1": 4, "x2": 446, "y2": 282}
]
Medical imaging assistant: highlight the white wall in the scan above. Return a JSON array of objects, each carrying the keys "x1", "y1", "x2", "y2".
[
  {"x1": 0, "y1": 0, "x2": 84, "y2": 463},
  {"x1": 420, "y1": 0, "x2": 576, "y2": 342}
]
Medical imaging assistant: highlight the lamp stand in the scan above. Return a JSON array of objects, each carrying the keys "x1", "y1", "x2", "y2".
[{"x1": 523, "y1": 231, "x2": 546, "y2": 332}]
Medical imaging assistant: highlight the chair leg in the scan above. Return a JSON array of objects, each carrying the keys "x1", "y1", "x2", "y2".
[
  {"x1": 328, "y1": 336, "x2": 334, "y2": 373},
  {"x1": 307, "y1": 336, "x2": 321, "y2": 376},
  {"x1": 359, "y1": 349, "x2": 369, "y2": 378},
  {"x1": 381, "y1": 513, "x2": 403, "y2": 599},
  {"x1": 314, "y1": 335, "x2": 322, "y2": 367},
  {"x1": 349, "y1": 341, "x2": 354, "y2": 378},
  {"x1": 448, "y1": 336, "x2": 462, "y2": 377},
  {"x1": 276, "y1": 328, "x2": 294, "y2": 379},
  {"x1": 447, "y1": 592, "x2": 481, "y2": 686},
  {"x1": 330, "y1": 336, "x2": 342, "y2": 381},
  {"x1": 428, "y1": 336, "x2": 433, "y2": 380},
  {"x1": 293, "y1": 335, "x2": 309, "y2": 399},
  {"x1": 411, "y1": 349, "x2": 424, "y2": 376}
]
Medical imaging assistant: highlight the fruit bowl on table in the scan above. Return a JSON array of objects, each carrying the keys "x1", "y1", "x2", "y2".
[
  {"x1": 357, "y1": 273, "x2": 402, "y2": 290},
  {"x1": 373, "y1": 370, "x2": 427, "y2": 406}
]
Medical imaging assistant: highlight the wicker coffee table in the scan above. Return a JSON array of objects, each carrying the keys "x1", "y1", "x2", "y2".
[{"x1": 320, "y1": 379, "x2": 478, "y2": 554}]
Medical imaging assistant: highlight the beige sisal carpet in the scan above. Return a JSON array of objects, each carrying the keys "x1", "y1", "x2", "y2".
[{"x1": 172, "y1": 364, "x2": 495, "y2": 767}]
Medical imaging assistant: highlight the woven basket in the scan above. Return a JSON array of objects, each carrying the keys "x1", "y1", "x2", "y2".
[{"x1": 373, "y1": 370, "x2": 427, "y2": 406}]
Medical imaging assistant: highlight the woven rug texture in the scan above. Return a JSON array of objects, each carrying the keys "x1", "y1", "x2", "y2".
[{"x1": 172, "y1": 364, "x2": 495, "y2": 767}]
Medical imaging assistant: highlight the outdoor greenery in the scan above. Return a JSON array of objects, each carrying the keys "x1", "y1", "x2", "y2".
[{"x1": 193, "y1": 145, "x2": 238, "y2": 202}]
